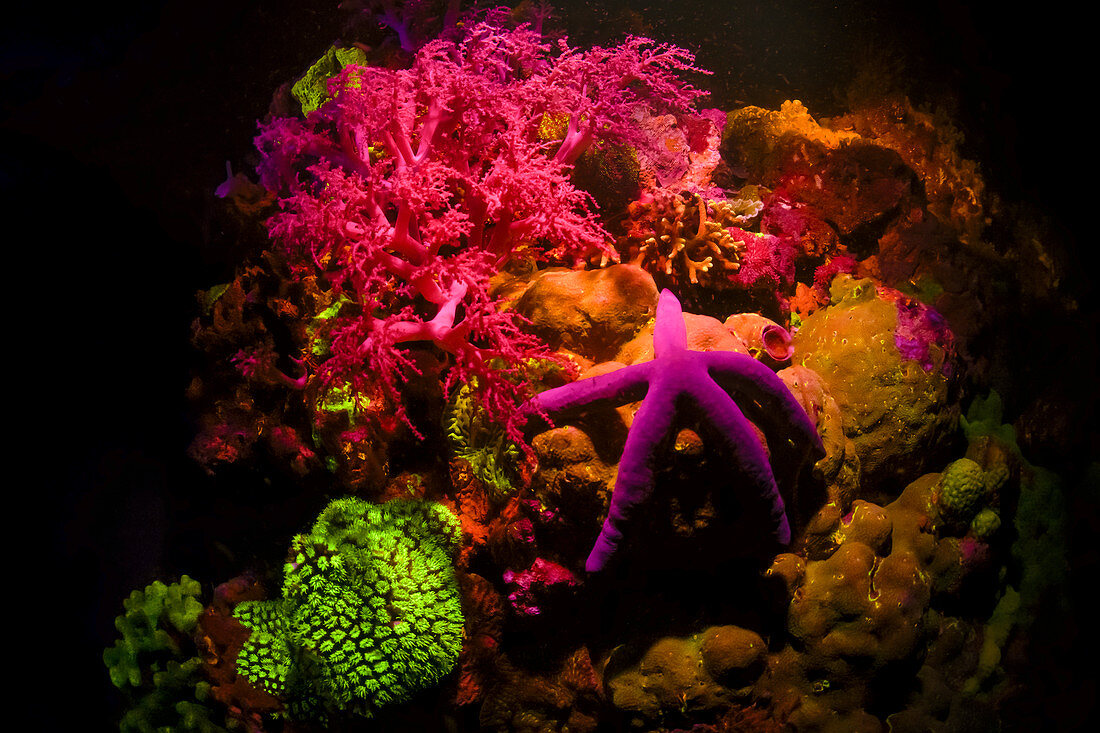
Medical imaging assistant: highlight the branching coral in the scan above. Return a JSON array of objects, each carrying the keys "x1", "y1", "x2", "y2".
[
  {"x1": 250, "y1": 15, "x2": 715, "y2": 446},
  {"x1": 619, "y1": 188, "x2": 762, "y2": 289},
  {"x1": 246, "y1": 14, "x2": 712, "y2": 444},
  {"x1": 232, "y1": 498, "x2": 465, "y2": 720}
]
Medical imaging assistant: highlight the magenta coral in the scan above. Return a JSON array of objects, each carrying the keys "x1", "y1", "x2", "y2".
[
  {"x1": 891, "y1": 295, "x2": 955, "y2": 375},
  {"x1": 725, "y1": 227, "x2": 800, "y2": 311},
  {"x1": 250, "y1": 15, "x2": 712, "y2": 441},
  {"x1": 502, "y1": 557, "x2": 580, "y2": 617}
]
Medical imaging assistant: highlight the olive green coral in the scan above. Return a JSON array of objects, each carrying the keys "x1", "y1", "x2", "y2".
[
  {"x1": 233, "y1": 498, "x2": 465, "y2": 720},
  {"x1": 105, "y1": 576, "x2": 204, "y2": 690},
  {"x1": 937, "y1": 457, "x2": 988, "y2": 521},
  {"x1": 104, "y1": 576, "x2": 228, "y2": 732}
]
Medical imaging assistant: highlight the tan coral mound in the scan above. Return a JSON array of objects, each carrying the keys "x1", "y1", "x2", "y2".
[{"x1": 792, "y1": 275, "x2": 961, "y2": 499}]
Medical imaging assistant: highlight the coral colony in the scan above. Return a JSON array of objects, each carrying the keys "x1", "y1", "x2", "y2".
[{"x1": 108, "y1": 4, "x2": 1077, "y2": 731}]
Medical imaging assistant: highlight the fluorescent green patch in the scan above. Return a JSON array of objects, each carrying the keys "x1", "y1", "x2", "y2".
[
  {"x1": 292, "y1": 45, "x2": 369, "y2": 115},
  {"x1": 233, "y1": 498, "x2": 464, "y2": 721}
]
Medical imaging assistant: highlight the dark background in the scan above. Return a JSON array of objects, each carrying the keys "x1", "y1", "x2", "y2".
[{"x1": 3, "y1": 1, "x2": 1092, "y2": 729}]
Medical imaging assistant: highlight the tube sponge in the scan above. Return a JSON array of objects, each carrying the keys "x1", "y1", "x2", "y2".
[{"x1": 233, "y1": 498, "x2": 465, "y2": 720}]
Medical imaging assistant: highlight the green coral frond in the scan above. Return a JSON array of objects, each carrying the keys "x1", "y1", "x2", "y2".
[
  {"x1": 960, "y1": 389, "x2": 1016, "y2": 446},
  {"x1": 444, "y1": 378, "x2": 522, "y2": 501},
  {"x1": 104, "y1": 576, "x2": 205, "y2": 690},
  {"x1": 105, "y1": 577, "x2": 228, "y2": 731}
]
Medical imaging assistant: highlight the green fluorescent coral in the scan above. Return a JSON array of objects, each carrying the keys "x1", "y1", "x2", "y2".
[
  {"x1": 291, "y1": 45, "x2": 368, "y2": 115},
  {"x1": 938, "y1": 457, "x2": 987, "y2": 520},
  {"x1": 105, "y1": 576, "x2": 204, "y2": 689},
  {"x1": 233, "y1": 498, "x2": 465, "y2": 720},
  {"x1": 444, "y1": 379, "x2": 520, "y2": 501},
  {"x1": 104, "y1": 577, "x2": 228, "y2": 732}
]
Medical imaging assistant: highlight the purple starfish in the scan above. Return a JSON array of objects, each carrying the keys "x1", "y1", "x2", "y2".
[{"x1": 529, "y1": 289, "x2": 824, "y2": 573}]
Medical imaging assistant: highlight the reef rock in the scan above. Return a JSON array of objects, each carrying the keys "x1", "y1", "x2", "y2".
[
  {"x1": 500, "y1": 263, "x2": 659, "y2": 366},
  {"x1": 792, "y1": 274, "x2": 961, "y2": 499},
  {"x1": 604, "y1": 625, "x2": 767, "y2": 728}
]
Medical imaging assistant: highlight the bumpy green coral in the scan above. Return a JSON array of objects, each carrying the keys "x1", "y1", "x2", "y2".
[
  {"x1": 104, "y1": 577, "x2": 227, "y2": 732},
  {"x1": 105, "y1": 576, "x2": 204, "y2": 689},
  {"x1": 233, "y1": 498, "x2": 465, "y2": 720},
  {"x1": 969, "y1": 507, "x2": 1002, "y2": 540},
  {"x1": 938, "y1": 457, "x2": 987, "y2": 521},
  {"x1": 292, "y1": 45, "x2": 368, "y2": 115}
]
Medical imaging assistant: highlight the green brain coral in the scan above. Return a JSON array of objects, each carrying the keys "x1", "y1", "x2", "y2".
[{"x1": 233, "y1": 498, "x2": 465, "y2": 720}]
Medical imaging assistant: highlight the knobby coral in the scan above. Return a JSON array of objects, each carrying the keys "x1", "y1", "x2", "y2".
[
  {"x1": 619, "y1": 188, "x2": 763, "y2": 289},
  {"x1": 232, "y1": 498, "x2": 465, "y2": 720},
  {"x1": 103, "y1": 577, "x2": 230, "y2": 732}
]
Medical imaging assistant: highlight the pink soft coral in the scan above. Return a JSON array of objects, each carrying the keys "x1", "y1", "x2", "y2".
[{"x1": 252, "y1": 14, "x2": 712, "y2": 443}]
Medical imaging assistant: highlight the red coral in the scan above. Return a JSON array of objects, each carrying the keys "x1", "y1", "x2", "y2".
[
  {"x1": 254, "y1": 17, "x2": 711, "y2": 445},
  {"x1": 724, "y1": 227, "x2": 800, "y2": 313},
  {"x1": 454, "y1": 571, "x2": 506, "y2": 707},
  {"x1": 501, "y1": 557, "x2": 581, "y2": 618}
]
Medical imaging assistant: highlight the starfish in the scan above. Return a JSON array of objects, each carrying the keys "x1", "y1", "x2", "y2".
[{"x1": 529, "y1": 289, "x2": 825, "y2": 573}]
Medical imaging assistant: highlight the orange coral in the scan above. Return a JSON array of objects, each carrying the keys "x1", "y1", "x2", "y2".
[{"x1": 618, "y1": 188, "x2": 761, "y2": 290}]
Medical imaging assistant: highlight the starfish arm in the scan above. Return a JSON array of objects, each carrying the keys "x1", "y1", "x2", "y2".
[
  {"x1": 690, "y1": 379, "x2": 792, "y2": 546},
  {"x1": 702, "y1": 350, "x2": 825, "y2": 458},
  {"x1": 529, "y1": 361, "x2": 654, "y2": 422},
  {"x1": 586, "y1": 385, "x2": 678, "y2": 574},
  {"x1": 653, "y1": 289, "x2": 689, "y2": 356}
]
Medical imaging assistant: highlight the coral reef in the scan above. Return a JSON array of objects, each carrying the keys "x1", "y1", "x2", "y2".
[
  {"x1": 246, "y1": 11, "x2": 717, "y2": 451},
  {"x1": 110, "y1": 4, "x2": 1089, "y2": 731}
]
